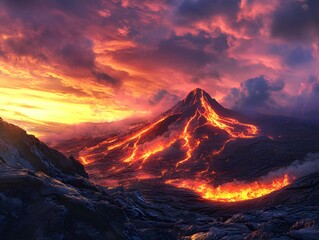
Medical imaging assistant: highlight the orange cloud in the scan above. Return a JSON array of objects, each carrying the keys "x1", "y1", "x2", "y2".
[{"x1": 1, "y1": 0, "x2": 318, "y2": 139}]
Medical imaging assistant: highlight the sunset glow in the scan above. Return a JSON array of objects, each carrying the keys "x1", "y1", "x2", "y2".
[{"x1": 1, "y1": 0, "x2": 319, "y2": 137}]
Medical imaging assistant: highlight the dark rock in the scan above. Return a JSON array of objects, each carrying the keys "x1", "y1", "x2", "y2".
[
  {"x1": 0, "y1": 118, "x2": 87, "y2": 178},
  {"x1": 289, "y1": 228, "x2": 319, "y2": 240}
]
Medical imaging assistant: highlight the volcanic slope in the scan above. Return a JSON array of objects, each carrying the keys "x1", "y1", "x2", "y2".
[
  {"x1": 58, "y1": 89, "x2": 319, "y2": 202},
  {"x1": 2, "y1": 117, "x2": 319, "y2": 239}
]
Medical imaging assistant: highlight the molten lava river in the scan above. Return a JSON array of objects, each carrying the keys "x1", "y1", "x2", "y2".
[{"x1": 75, "y1": 89, "x2": 294, "y2": 203}]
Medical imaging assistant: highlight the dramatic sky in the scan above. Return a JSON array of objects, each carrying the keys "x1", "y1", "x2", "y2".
[{"x1": 1, "y1": 0, "x2": 319, "y2": 137}]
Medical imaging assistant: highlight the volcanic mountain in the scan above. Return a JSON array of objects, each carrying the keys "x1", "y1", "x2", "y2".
[
  {"x1": 56, "y1": 89, "x2": 319, "y2": 203},
  {"x1": 1, "y1": 98, "x2": 319, "y2": 239}
]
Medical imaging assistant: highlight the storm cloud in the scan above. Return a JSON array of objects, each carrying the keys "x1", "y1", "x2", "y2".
[
  {"x1": 271, "y1": 0, "x2": 319, "y2": 41},
  {"x1": 224, "y1": 76, "x2": 284, "y2": 113},
  {"x1": 176, "y1": 0, "x2": 240, "y2": 23}
]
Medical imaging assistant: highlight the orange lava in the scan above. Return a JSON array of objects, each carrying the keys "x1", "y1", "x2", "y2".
[
  {"x1": 200, "y1": 94, "x2": 258, "y2": 138},
  {"x1": 175, "y1": 90, "x2": 258, "y2": 167},
  {"x1": 79, "y1": 156, "x2": 90, "y2": 165},
  {"x1": 79, "y1": 90, "x2": 259, "y2": 168},
  {"x1": 74, "y1": 89, "x2": 293, "y2": 203},
  {"x1": 176, "y1": 112, "x2": 198, "y2": 167},
  {"x1": 166, "y1": 174, "x2": 292, "y2": 202},
  {"x1": 107, "y1": 114, "x2": 173, "y2": 151}
]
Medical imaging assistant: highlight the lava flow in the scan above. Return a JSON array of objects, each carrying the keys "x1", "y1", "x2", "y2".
[
  {"x1": 67, "y1": 88, "x2": 295, "y2": 203},
  {"x1": 166, "y1": 174, "x2": 293, "y2": 202}
]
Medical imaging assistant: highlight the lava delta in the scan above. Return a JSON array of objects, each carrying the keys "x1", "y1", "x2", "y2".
[{"x1": 63, "y1": 89, "x2": 295, "y2": 202}]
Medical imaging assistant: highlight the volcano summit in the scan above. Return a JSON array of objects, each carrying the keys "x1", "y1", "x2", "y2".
[{"x1": 57, "y1": 89, "x2": 319, "y2": 203}]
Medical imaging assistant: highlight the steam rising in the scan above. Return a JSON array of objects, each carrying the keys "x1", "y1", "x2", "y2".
[{"x1": 266, "y1": 153, "x2": 319, "y2": 181}]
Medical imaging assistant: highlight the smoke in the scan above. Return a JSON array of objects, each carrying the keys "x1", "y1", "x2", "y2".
[
  {"x1": 216, "y1": 152, "x2": 319, "y2": 186},
  {"x1": 42, "y1": 116, "x2": 148, "y2": 145},
  {"x1": 126, "y1": 122, "x2": 184, "y2": 159},
  {"x1": 264, "y1": 153, "x2": 319, "y2": 182}
]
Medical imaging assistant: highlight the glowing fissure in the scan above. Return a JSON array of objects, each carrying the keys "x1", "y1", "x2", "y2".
[
  {"x1": 77, "y1": 89, "x2": 294, "y2": 202},
  {"x1": 176, "y1": 112, "x2": 199, "y2": 167}
]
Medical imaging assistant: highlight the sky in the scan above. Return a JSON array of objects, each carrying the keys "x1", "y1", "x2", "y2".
[{"x1": 1, "y1": 0, "x2": 319, "y2": 138}]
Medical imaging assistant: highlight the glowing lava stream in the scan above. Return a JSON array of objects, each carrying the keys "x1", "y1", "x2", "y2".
[
  {"x1": 166, "y1": 174, "x2": 293, "y2": 202},
  {"x1": 176, "y1": 112, "x2": 199, "y2": 167},
  {"x1": 80, "y1": 156, "x2": 89, "y2": 165},
  {"x1": 107, "y1": 114, "x2": 174, "y2": 151},
  {"x1": 78, "y1": 114, "x2": 176, "y2": 165},
  {"x1": 199, "y1": 94, "x2": 258, "y2": 138}
]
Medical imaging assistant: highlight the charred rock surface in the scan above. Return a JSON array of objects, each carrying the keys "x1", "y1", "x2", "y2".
[
  {"x1": 0, "y1": 166, "x2": 132, "y2": 239},
  {"x1": 0, "y1": 118, "x2": 87, "y2": 178},
  {"x1": 2, "y1": 165, "x2": 317, "y2": 240}
]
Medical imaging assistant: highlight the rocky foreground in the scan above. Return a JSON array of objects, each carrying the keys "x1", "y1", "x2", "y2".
[{"x1": 0, "y1": 118, "x2": 319, "y2": 240}]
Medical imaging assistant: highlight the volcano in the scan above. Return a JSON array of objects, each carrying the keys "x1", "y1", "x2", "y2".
[
  {"x1": 56, "y1": 89, "x2": 319, "y2": 203},
  {"x1": 2, "y1": 91, "x2": 319, "y2": 239}
]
